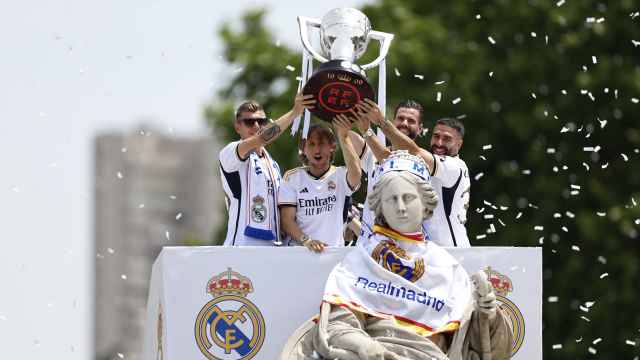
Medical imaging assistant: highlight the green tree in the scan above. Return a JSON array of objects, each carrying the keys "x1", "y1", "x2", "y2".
[{"x1": 205, "y1": 2, "x2": 640, "y2": 358}]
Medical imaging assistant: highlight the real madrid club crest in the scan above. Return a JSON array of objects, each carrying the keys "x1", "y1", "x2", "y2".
[
  {"x1": 327, "y1": 180, "x2": 336, "y2": 191},
  {"x1": 371, "y1": 241, "x2": 425, "y2": 283},
  {"x1": 195, "y1": 268, "x2": 266, "y2": 360},
  {"x1": 485, "y1": 266, "x2": 525, "y2": 357},
  {"x1": 250, "y1": 196, "x2": 267, "y2": 224}
]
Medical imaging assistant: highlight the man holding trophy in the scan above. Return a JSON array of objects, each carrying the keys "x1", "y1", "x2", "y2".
[{"x1": 279, "y1": 7, "x2": 511, "y2": 359}]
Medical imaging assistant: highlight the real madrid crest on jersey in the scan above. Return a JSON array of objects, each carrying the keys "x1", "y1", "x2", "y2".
[
  {"x1": 250, "y1": 196, "x2": 267, "y2": 223},
  {"x1": 485, "y1": 266, "x2": 525, "y2": 356},
  {"x1": 371, "y1": 240, "x2": 425, "y2": 283},
  {"x1": 195, "y1": 268, "x2": 266, "y2": 360}
]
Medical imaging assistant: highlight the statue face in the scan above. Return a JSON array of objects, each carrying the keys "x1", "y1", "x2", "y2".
[{"x1": 380, "y1": 175, "x2": 423, "y2": 233}]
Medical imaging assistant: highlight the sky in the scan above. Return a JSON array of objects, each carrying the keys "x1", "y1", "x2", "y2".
[{"x1": 0, "y1": 0, "x2": 367, "y2": 358}]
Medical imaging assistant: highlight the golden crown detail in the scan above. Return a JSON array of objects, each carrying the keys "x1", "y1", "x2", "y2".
[{"x1": 207, "y1": 268, "x2": 254, "y2": 298}]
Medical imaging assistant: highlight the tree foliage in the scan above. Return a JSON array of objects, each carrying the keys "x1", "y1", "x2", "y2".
[{"x1": 204, "y1": 2, "x2": 640, "y2": 357}]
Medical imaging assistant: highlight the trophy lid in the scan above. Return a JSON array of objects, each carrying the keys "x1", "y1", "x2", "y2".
[{"x1": 320, "y1": 8, "x2": 371, "y2": 61}]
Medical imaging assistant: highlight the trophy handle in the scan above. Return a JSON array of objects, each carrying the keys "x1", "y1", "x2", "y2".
[
  {"x1": 297, "y1": 16, "x2": 329, "y2": 63},
  {"x1": 360, "y1": 30, "x2": 394, "y2": 71}
]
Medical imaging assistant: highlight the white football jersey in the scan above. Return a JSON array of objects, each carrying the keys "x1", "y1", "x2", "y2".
[
  {"x1": 278, "y1": 166, "x2": 356, "y2": 247},
  {"x1": 219, "y1": 141, "x2": 282, "y2": 246},
  {"x1": 424, "y1": 155, "x2": 471, "y2": 247}
]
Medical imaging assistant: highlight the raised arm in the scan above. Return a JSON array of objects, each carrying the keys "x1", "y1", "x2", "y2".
[
  {"x1": 237, "y1": 93, "x2": 315, "y2": 159},
  {"x1": 333, "y1": 114, "x2": 362, "y2": 190},
  {"x1": 356, "y1": 99, "x2": 434, "y2": 174},
  {"x1": 349, "y1": 107, "x2": 391, "y2": 163}
]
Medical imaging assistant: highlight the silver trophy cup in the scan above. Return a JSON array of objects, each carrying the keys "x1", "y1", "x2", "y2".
[{"x1": 298, "y1": 8, "x2": 394, "y2": 121}]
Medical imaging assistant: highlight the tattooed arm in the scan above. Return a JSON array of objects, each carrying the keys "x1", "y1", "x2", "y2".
[{"x1": 237, "y1": 92, "x2": 315, "y2": 159}]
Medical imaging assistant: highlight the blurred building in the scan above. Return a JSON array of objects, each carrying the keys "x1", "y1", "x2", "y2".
[{"x1": 94, "y1": 129, "x2": 222, "y2": 360}]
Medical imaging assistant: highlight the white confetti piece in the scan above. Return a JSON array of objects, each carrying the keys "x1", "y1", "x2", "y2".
[
  {"x1": 560, "y1": 126, "x2": 570, "y2": 133},
  {"x1": 626, "y1": 340, "x2": 636, "y2": 346},
  {"x1": 479, "y1": 155, "x2": 487, "y2": 160},
  {"x1": 414, "y1": 74, "x2": 424, "y2": 80},
  {"x1": 580, "y1": 316, "x2": 590, "y2": 322},
  {"x1": 522, "y1": 169, "x2": 531, "y2": 175},
  {"x1": 582, "y1": 163, "x2": 590, "y2": 171},
  {"x1": 547, "y1": 148, "x2": 556, "y2": 154},
  {"x1": 394, "y1": 68, "x2": 401, "y2": 76},
  {"x1": 516, "y1": 212, "x2": 523, "y2": 219},
  {"x1": 435, "y1": 80, "x2": 445, "y2": 85},
  {"x1": 176, "y1": 212, "x2": 183, "y2": 220},
  {"x1": 593, "y1": 338, "x2": 602, "y2": 344},
  {"x1": 436, "y1": 92, "x2": 442, "y2": 102},
  {"x1": 476, "y1": 234, "x2": 487, "y2": 240},
  {"x1": 566, "y1": 211, "x2": 575, "y2": 218},
  {"x1": 632, "y1": 98, "x2": 639, "y2": 104},
  {"x1": 583, "y1": 146, "x2": 595, "y2": 152},
  {"x1": 499, "y1": 206, "x2": 509, "y2": 211},
  {"x1": 552, "y1": 344, "x2": 563, "y2": 349},
  {"x1": 615, "y1": 89, "x2": 618, "y2": 98},
  {"x1": 570, "y1": 184, "x2": 581, "y2": 190},
  {"x1": 554, "y1": 213, "x2": 562, "y2": 218},
  {"x1": 530, "y1": 32, "x2": 537, "y2": 38},
  {"x1": 452, "y1": 97, "x2": 461, "y2": 104},
  {"x1": 117, "y1": 353, "x2": 125, "y2": 359},
  {"x1": 534, "y1": 225, "x2": 544, "y2": 231},
  {"x1": 489, "y1": 71, "x2": 494, "y2": 77},
  {"x1": 121, "y1": 274, "x2": 127, "y2": 280},
  {"x1": 552, "y1": 166, "x2": 559, "y2": 172},
  {"x1": 588, "y1": 92, "x2": 595, "y2": 101},
  {"x1": 571, "y1": 190, "x2": 580, "y2": 195},
  {"x1": 588, "y1": 347, "x2": 597, "y2": 354},
  {"x1": 635, "y1": 219, "x2": 640, "y2": 225},
  {"x1": 482, "y1": 144, "x2": 493, "y2": 150},
  {"x1": 571, "y1": 245, "x2": 580, "y2": 251},
  {"x1": 138, "y1": 203, "x2": 145, "y2": 209},
  {"x1": 562, "y1": 226, "x2": 568, "y2": 232},
  {"x1": 545, "y1": 35, "x2": 549, "y2": 44},
  {"x1": 601, "y1": 163, "x2": 609, "y2": 169},
  {"x1": 580, "y1": 305, "x2": 589, "y2": 312},
  {"x1": 484, "y1": 214, "x2": 494, "y2": 219},
  {"x1": 165, "y1": 231, "x2": 170, "y2": 240},
  {"x1": 169, "y1": 195, "x2": 177, "y2": 200},
  {"x1": 586, "y1": 17, "x2": 596, "y2": 23},
  {"x1": 561, "y1": 89, "x2": 568, "y2": 95},
  {"x1": 598, "y1": 256, "x2": 607, "y2": 264},
  {"x1": 474, "y1": 172, "x2": 484, "y2": 181},
  {"x1": 600, "y1": 272, "x2": 609, "y2": 279},
  {"x1": 592, "y1": 56, "x2": 597, "y2": 64},
  {"x1": 475, "y1": 14, "x2": 481, "y2": 19},
  {"x1": 285, "y1": 65, "x2": 295, "y2": 72},
  {"x1": 632, "y1": 40, "x2": 640, "y2": 47},
  {"x1": 596, "y1": 212, "x2": 606, "y2": 217},
  {"x1": 556, "y1": 0, "x2": 565, "y2": 6},
  {"x1": 596, "y1": 17, "x2": 605, "y2": 23},
  {"x1": 585, "y1": 301, "x2": 595, "y2": 308},
  {"x1": 621, "y1": 153, "x2": 629, "y2": 161},
  {"x1": 117, "y1": 171, "x2": 123, "y2": 179},
  {"x1": 498, "y1": 219, "x2": 506, "y2": 226},
  {"x1": 488, "y1": 36, "x2": 496, "y2": 45},
  {"x1": 531, "y1": 92, "x2": 537, "y2": 99},
  {"x1": 489, "y1": 223, "x2": 496, "y2": 233},
  {"x1": 548, "y1": 296, "x2": 559, "y2": 302}
]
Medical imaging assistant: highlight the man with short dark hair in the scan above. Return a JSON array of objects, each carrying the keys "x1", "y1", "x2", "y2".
[
  {"x1": 218, "y1": 93, "x2": 314, "y2": 246},
  {"x1": 349, "y1": 99, "x2": 470, "y2": 247}
]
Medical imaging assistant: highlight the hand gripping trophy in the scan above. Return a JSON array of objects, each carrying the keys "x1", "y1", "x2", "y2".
[{"x1": 293, "y1": 8, "x2": 394, "y2": 136}]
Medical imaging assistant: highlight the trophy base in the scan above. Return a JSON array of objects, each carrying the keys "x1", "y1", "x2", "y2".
[{"x1": 302, "y1": 60, "x2": 376, "y2": 122}]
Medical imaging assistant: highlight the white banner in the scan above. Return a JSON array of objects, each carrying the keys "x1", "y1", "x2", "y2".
[{"x1": 143, "y1": 246, "x2": 541, "y2": 360}]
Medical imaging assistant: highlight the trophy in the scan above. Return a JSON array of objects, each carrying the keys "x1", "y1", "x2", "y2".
[{"x1": 297, "y1": 8, "x2": 394, "y2": 122}]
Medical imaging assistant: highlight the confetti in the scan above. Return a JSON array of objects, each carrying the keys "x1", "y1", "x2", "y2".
[
  {"x1": 474, "y1": 172, "x2": 484, "y2": 181},
  {"x1": 484, "y1": 214, "x2": 494, "y2": 219},
  {"x1": 476, "y1": 234, "x2": 487, "y2": 240},
  {"x1": 592, "y1": 56, "x2": 597, "y2": 64},
  {"x1": 570, "y1": 185, "x2": 581, "y2": 190},
  {"x1": 475, "y1": 14, "x2": 482, "y2": 19},
  {"x1": 285, "y1": 65, "x2": 295, "y2": 72},
  {"x1": 600, "y1": 272, "x2": 609, "y2": 279},
  {"x1": 488, "y1": 36, "x2": 496, "y2": 45},
  {"x1": 117, "y1": 353, "x2": 125, "y2": 359},
  {"x1": 588, "y1": 347, "x2": 597, "y2": 354},
  {"x1": 434, "y1": 80, "x2": 445, "y2": 85},
  {"x1": 633, "y1": 40, "x2": 640, "y2": 47},
  {"x1": 556, "y1": 0, "x2": 565, "y2": 6},
  {"x1": 571, "y1": 245, "x2": 580, "y2": 251},
  {"x1": 482, "y1": 144, "x2": 493, "y2": 150},
  {"x1": 621, "y1": 153, "x2": 629, "y2": 161},
  {"x1": 117, "y1": 171, "x2": 123, "y2": 179},
  {"x1": 548, "y1": 296, "x2": 559, "y2": 302},
  {"x1": 601, "y1": 163, "x2": 609, "y2": 169},
  {"x1": 176, "y1": 212, "x2": 183, "y2": 220},
  {"x1": 452, "y1": 97, "x2": 461, "y2": 104},
  {"x1": 593, "y1": 338, "x2": 602, "y2": 344},
  {"x1": 585, "y1": 301, "x2": 595, "y2": 308},
  {"x1": 121, "y1": 274, "x2": 127, "y2": 280},
  {"x1": 516, "y1": 212, "x2": 523, "y2": 219},
  {"x1": 414, "y1": 74, "x2": 424, "y2": 80},
  {"x1": 632, "y1": 98, "x2": 639, "y2": 104},
  {"x1": 165, "y1": 231, "x2": 170, "y2": 240},
  {"x1": 138, "y1": 203, "x2": 145, "y2": 209},
  {"x1": 552, "y1": 344, "x2": 563, "y2": 349},
  {"x1": 626, "y1": 340, "x2": 637, "y2": 346},
  {"x1": 479, "y1": 155, "x2": 487, "y2": 160},
  {"x1": 597, "y1": 256, "x2": 607, "y2": 264},
  {"x1": 534, "y1": 226, "x2": 544, "y2": 231},
  {"x1": 547, "y1": 148, "x2": 556, "y2": 154},
  {"x1": 580, "y1": 305, "x2": 589, "y2": 312},
  {"x1": 562, "y1": 226, "x2": 568, "y2": 232},
  {"x1": 554, "y1": 213, "x2": 562, "y2": 218},
  {"x1": 436, "y1": 92, "x2": 442, "y2": 102},
  {"x1": 522, "y1": 169, "x2": 531, "y2": 175},
  {"x1": 169, "y1": 195, "x2": 177, "y2": 200},
  {"x1": 530, "y1": 32, "x2": 537, "y2": 38},
  {"x1": 394, "y1": 68, "x2": 401, "y2": 76},
  {"x1": 489, "y1": 71, "x2": 494, "y2": 77},
  {"x1": 580, "y1": 316, "x2": 590, "y2": 322},
  {"x1": 531, "y1": 92, "x2": 537, "y2": 99},
  {"x1": 566, "y1": 211, "x2": 575, "y2": 218},
  {"x1": 596, "y1": 212, "x2": 606, "y2": 217}
]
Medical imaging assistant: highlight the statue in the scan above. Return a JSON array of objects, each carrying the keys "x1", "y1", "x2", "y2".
[{"x1": 281, "y1": 151, "x2": 513, "y2": 360}]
